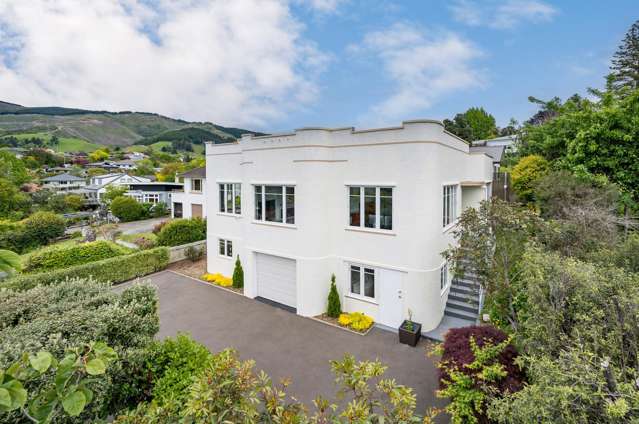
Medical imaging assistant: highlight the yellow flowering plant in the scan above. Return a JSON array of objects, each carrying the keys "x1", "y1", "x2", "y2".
[
  {"x1": 200, "y1": 273, "x2": 233, "y2": 287},
  {"x1": 337, "y1": 312, "x2": 373, "y2": 333}
]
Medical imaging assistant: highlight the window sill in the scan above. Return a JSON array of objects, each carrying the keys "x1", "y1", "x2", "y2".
[
  {"x1": 217, "y1": 212, "x2": 242, "y2": 218},
  {"x1": 345, "y1": 294, "x2": 378, "y2": 305},
  {"x1": 442, "y1": 220, "x2": 459, "y2": 234},
  {"x1": 252, "y1": 220, "x2": 297, "y2": 229},
  {"x1": 218, "y1": 254, "x2": 233, "y2": 260},
  {"x1": 344, "y1": 227, "x2": 396, "y2": 236}
]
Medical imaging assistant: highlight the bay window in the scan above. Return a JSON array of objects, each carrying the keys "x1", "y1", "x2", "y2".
[
  {"x1": 218, "y1": 183, "x2": 241, "y2": 215},
  {"x1": 348, "y1": 186, "x2": 393, "y2": 230},
  {"x1": 254, "y1": 185, "x2": 295, "y2": 224}
]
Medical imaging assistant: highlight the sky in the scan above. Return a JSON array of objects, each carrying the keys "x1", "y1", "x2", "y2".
[{"x1": 0, "y1": 0, "x2": 637, "y2": 132}]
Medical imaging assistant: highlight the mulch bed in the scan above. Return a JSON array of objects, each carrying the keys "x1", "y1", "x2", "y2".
[
  {"x1": 168, "y1": 258, "x2": 244, "y2": 294},
  {"x1": 313, "y1": 313, "x2": 373, "y2": 336}
]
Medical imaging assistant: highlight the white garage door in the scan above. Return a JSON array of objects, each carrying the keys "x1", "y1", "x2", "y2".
[{"x1": 256, "y1": 253, "x2": 297, "y2": 309}]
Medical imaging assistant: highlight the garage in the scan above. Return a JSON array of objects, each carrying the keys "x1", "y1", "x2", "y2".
[{"x1": 256, "y1": 253, "x2": 297, "y2": 310}]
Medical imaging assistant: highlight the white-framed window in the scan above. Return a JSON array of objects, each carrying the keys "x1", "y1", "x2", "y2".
[
  {"x1": 443, "y1": 184, "x2": 458, "y2": 227},
  {"x1": 218, "y1": 238, "x2": 233, "y2": 258},
  {"x1": 440, "y1": 262, "x2": 450, "y2": 292},
  {"x1": 348, "y1": 186, "x2": 393, "y2": 230},
  {"x1": 349, "y1": 264, "x2": 376, "y2": 300},
  {"x1": 191, "y1": 178, "x2": 202, "y2": 193},
  {"x1": 218, "y1": 183, "x2": 241, "y2": 215},
  {"x1": 254, "y1": 185, "x2": 295, "y2": 224},
  {"x1": 143, "y1": 193, "x2": 160, "y2": 204}
]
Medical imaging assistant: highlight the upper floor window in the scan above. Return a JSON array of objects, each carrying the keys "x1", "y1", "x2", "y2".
[
  {"x1": 191, "y1": 179, "x2": 202, "y2": 192},
  {"x1": 219, "y1": 183, "x2": 241, "y2": 215},
  {"x1": 254, "y1": 185, "x2": 295, "y2": 224},
  {"x1": 349, "y1": 186, "x2": 392, "y2": 230},
  {"x1": 443, "y1": 184, "x2": 458, "y2": 227}
]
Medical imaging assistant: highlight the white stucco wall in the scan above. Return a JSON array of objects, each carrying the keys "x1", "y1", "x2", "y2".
[
  {"x1": 172, "y1": 177, "x2": 206, "y2": 218},
  {"x1": 205, "y1": 120, "x2": 493, "y2": 332}
]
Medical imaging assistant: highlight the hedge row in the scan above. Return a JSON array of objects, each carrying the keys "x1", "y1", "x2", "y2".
[
  {"x1": 1, "y1": 247, "x2": 169, "y2": 291},
  {"x1": 23, "y1": 240, "x2": 129, "y2": 273}
]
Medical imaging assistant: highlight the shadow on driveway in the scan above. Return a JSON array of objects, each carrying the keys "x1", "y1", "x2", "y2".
[{"x1": 120, "y1": 270, "x2": 448, "y2": 419}]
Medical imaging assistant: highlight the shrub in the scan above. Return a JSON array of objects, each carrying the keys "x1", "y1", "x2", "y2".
[
  {"x1": 133, "y1": 236, "x2": 157, "y2": 250},
  {"x1": 111, "y1": 196, "x2": 147, "y2": 222},
  {"x1": 232, "y1": 256, "x2": 244, "y2": 288},
  {"x1": 201, "y1": 273, "x2": 232, "y2": 287},
  {"x1": 1, "y1": 247, "x2": 169, "y2": 291},
  {"x1": 156, "y1": 218, "x2": 206, "y2": 247},
  {"x1": 150, "y1": 202, "x2": 169, "y2": 218},
  {"x1": 326, "y1": 274, "x2": 341, "y2": 318},
  {"x1": 0, "y1": 279, "x2": 159, "y2": 421},
  {"x1": 337, "y1": 312, "x2": 374, "y2": 332},
  {"x1": 0, "y1": 212, "x2": 66, "y2": 253},
  {"x1": 436, "y1": 325, "x2": 525, "y2": 424},
  {"x1": 23, "y1": 240, "x2": 128, "y2": 272},
  {"x1": 152, "y1": 220, "x2": 169, "y2": 234},
  {"x1": 511, "y1": 154, "x2": 549, "y2": 202},
  {"x1": 185, "y1": 245, "x2": 204, "y2": 262}
]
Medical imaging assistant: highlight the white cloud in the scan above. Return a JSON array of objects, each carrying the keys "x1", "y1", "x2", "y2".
[
  {"x1": 352, "y1": 23, "x2": 485, "y2": 124},
  {"x1": 450, "y1": 0, "x2": 557, "y2": 29},
  {"x1": 0, "y1": 0, "x2": 330, "y2": 128},
  {"x1": 299, "y1": 0, "x2": 348, "y2": 14}
]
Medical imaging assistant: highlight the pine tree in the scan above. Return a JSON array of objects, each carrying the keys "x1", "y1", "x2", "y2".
[
  {"x1": 327, "y1": 274, "x2": 341, "y2": 318},
  {"x1": 232, "y1": 256, "x2": 244, "y2": 289},
  {"x1": 610, "y1": 20, "x2": 639, "y2": 91}
]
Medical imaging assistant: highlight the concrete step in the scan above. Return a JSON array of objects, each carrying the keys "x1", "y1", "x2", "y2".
[
  {"x1": 444, "y1": 308, "x2": 478, "y2": 321},
  {"x1": 450, "y1": 286, "x2": 478, "y2": 297},
  {"x1": 452, "y1": 279, "x2": 480, "y2": 289},
  {"x1": 448, "y1": 293, "x2": 478, "y2": 304},
  {"x1": 446, "y1": 298, "x2": 479, "y2": 314}
]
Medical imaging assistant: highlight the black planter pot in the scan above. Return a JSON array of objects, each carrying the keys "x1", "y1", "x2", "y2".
[{"x1": 398, "y1": 320, "x2": 422, "y2": 346}]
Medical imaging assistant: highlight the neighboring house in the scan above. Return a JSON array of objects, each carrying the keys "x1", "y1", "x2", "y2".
[
  {"x1": 41, "y1": 172, "x2": 87, "y2": 192},
  {"x1": 125, "y1": 151, "x2": 148, "y2": 161},
  {"x1": 86, "y1": 160, "x2": 137, "y2": 170},
  {"x1": 125, "y1": 182, "x2": 183, "y2": 206},
  {"x1": 470, "y1": 135, "x2": 516, "y2": 171},
  {"x1": 204, "y1": 119, "x2": 493, "y2": 333},
  {"x1": 83, "y1": 173, "x2": 151, "y2": 201},
  {"x1": 172, "y1": 167, "x2": 206, "y2": 218}
]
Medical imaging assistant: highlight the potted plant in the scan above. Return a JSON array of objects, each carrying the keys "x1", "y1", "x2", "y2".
[{"x1": 398, "y1": 309, "x2": 421, "y2": 346}]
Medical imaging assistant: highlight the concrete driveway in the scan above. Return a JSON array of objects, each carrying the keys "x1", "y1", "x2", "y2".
[
  {"x1": 120, "y1": 271, "x2": 447, "y2": 419},
  {"x1": 116, "y1": 217, "x2": 169, "y2": 235}
]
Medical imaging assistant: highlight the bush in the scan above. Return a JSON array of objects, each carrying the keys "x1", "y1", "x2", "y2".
[
  {"x1": 23, "y1": 240, "x2": 128, "y2": 272},
  {"x1": 1, "y1": 247, "x2": 169, "y2": 291},
  {"x1": 185, "y1": 245, "x2": 204, "y2": 262},
  {"x1": 232, "y1": 256, "x2": 244, "y2": 288},
  {"x1": 150, "y1": 202, "x2": 168, "y2": 218},
  {"x1": 337, "y1": 312, "x2": 374, "y2": 332},
  {"x1": 156, "y1": 218, "x2": 206, "y2": 247},
  {"x1": 201, "y1": 273, "x2": 233, "y2": 287},
  {"x1": 327, "y1": 273, "x2": 341, "y2": 318},
  {"x1": 511, "y1": 154, "x2": 549, "y2": 202},
  {"x1": 0, "y1": 212, "x2": 66, "y2": 253},
  {"x1": 0, "y1": 279, "x2": 159, "y2": 421},
  {"x1": 437, "y1": 325, "x2": 524, "y2": 424},
  {"x1": 111, "y1": 196, "x2": 147, "y2": 222},
  {"x1": 152, "y1": 220, "x2": 169, "y2": 234}
]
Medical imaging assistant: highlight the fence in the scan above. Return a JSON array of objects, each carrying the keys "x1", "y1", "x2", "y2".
[{"x1": 492, "y1": 171, "x2": 513, "y2": 202}]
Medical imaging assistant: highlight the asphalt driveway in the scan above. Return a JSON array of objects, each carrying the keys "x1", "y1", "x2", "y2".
[{"x1": 120, "y1": 270, "x2": 447, "y2": 418}]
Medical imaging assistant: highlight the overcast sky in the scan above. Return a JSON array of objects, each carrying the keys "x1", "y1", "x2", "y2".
[{"x1": 0, "y1": 0, "x2": 637, "y2": 131}]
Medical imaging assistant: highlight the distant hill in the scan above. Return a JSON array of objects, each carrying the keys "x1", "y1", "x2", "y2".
[{"x1": 0, "y1": 102, "x2": 265, "y2": 150}]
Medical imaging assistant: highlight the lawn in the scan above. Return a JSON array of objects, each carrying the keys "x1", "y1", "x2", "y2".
[{"x1": 119, "y1": 232, "x2": 158, "y2": 248}]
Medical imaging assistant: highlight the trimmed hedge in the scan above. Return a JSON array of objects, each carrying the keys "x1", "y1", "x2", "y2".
[
  {"x1": 23, "y1": 240, "x2": 129, "y2": 272},
  {"x1": 1, "y1": 247, "x2": 169, "y2": 291},
  {"x1": 157, "y1": 218, "x2": 206, "y2": 247}
]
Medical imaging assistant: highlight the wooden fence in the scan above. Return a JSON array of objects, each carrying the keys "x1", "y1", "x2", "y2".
[{"x1": 492, "y1": 172, "x2": 513, "y2": 202}]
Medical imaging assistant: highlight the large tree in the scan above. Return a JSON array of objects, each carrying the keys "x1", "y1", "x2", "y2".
[
  {"x1": 610, "y1": 20, "x2": 639, "y2": 91},
  {"x1": 444, "y1": 107, "x2": 498, "y2": 142}
]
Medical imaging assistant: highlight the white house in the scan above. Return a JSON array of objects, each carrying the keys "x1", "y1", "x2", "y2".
[
  {"x1": 205, "y1": 119, "x2": 493, "y2": 333},
  {"x1": 41, "y1": 172, "x2": 87, "y2": 191},
  {"x1": 125, "y1": 181, "x2": 183, "y2": 206},
  {"x1": 172, "y1": 167, "x2": 206, "y2": 218},
  {"x1": 84, "y1": 173, "x2": 151, "y2": 201}
]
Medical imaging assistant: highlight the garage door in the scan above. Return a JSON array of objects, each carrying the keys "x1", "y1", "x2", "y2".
[
  {"x1": 256, "y1": 253, "x2": 297, "y2": 309},
  {"x1": 191, "y1": 204, "x2": 203, "y2": 218}
]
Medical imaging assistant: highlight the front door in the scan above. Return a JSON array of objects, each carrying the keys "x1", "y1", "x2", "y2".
[{"x1": 378, "y1": 269, "x2": 404, "y2": 328}]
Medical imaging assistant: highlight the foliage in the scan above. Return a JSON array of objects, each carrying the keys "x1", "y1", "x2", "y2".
[
  {"x1": 510, "y1": 154, "x2": 549, "y2": 202},
  {"x1": 232, "y1": 256, "x2": 244, "y2": 289},
  {"x1": 337, "y1": 312, "x2": 374, "y2": 332},
  {"x1": 444, "y1": 107, "x2": 498, "y2": 141},
  {"x1": 0, "y1": 342, "x2": 117, "y2": 423},
  {"x1": 184, "y1": 245, "x2": 203, "y2": 262},
  {"x1": 151, "y1": 220, "x2": 169, "y2": 234},
  {"x1": 87, "y1": 167, "x2": 107, "y2": 177},
  {"x1": 0, "y1": 249, "x2": 21, "y2": 275},
  {"x1": 148, "y1": 202, "x2": 168, "y2": 218},
  {"x1": 97, "y1": 223, "x2": 122, "y2": 242},
  {"x1": 89, "y1": 149, "x2": 109, "y2": 162},
  {"x1": 47, "y1": 193, "x2": 85, "y2": 213},
  {"x1": 326, "y1": 273, "x2": 341, "y2": 318},
  {"x1": 0, "y1": 279, "x2": 159, "y2": 421},
  {"x1": 201, "y1": 273, "x2": 233, "y2": 287},
  {"x1": 63, "y1": 194, "x2": 84, "y2": 212},
  {"x1": 102, "y1": 185, "x2": 128, "y2": 204},
  {"x1": 0, "y1": 212, "x2": 68, "y2": 255},
  {"x1": 156, "y1": 218, "x2": 206, "y2": 247},
  {"x1": 0, "y1": 247, "x2": 169, "y2": 291},
  {"x1": 131, "y1": 159, "x2": 155, "y2": 176},
  {"x1": 609, "y1": 19, "x2": 639, "y2": 91},
  {"x1": 23, "y1": 240, "x2": 127, "y2": 273},
  {"x1": 155, "y1": 162, "x2": 184, "y2": 182},
  {"x1": 0, "y1": 178, "x2": 31, "y2": 219},
  {"x1": 111, "y1": 196, "x2": 147, "y2": 222},
  {"x1": 436, "y1": 326, "x2": 524, "y2": 424},
  {"x1": 0, "y1": 150, "x2": 30, "y2": 185}
]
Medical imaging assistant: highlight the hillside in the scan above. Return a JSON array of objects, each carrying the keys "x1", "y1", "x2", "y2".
[{"x1": 0, "y1": 102, "x2": 263, "y2": 149}]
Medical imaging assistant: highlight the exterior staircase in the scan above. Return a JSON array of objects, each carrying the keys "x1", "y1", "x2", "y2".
[{"x1": 444, "y1": 274, "x2": 481, "y2": 323}]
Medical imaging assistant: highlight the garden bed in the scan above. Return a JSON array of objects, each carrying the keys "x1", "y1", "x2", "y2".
[
  {"x1": 312, "y1": 313, "x2": 374, "y2": 336},
  {"x1": 168, "y1": 259, "x2": 244, "y2": 295}
]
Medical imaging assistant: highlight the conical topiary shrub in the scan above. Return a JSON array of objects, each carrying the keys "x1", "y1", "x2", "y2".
[
  {"x1": 232, "y1": 256, "x2": 244, "y2": 289},
  {"x1": 327, "y1": 274, "x2": 341, "y2": 318}
]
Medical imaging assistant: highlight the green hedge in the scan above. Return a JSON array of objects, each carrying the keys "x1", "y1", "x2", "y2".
[
  {"x1": 23, "y1": 240, "x2": 129, "y2": 272},
  {"x1": 157, "y1": 218, "x2": 206, "y2": 247},
  {"x1": 1, "y1": 247, "x2": 169, "y2": 291}
]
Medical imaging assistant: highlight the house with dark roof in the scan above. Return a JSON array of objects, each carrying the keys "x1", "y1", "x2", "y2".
[
  {"x1": 41, "y1": 172, "x2": 86, "y2": 191},
  {"x1": 470, "y1": 135, "x2": 516, "y2": 171},
  {"x1": 171, "y1": 167, "x2": 206, "y2": 218}
]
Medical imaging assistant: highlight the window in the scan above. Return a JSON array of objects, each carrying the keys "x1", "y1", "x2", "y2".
[
  {"x1": 348, "y1": 186, "x2": 392, "y2": 230},
  {"x1": 143, "y1": 193, "x2": 160, "y2": 203},
  {"x1": 218, "y1": 239, "x2": 233, "y2": 258},
  {"x1": 443, "y1": 185, "x2": 458, "y2": 227},
  {"x1": 218, "y1": 183, "x2": 241, "y2": 215},
  {"x1": 350, "y1": 265, "x2": 375, "y2": 299},
  {"x1": 191, "y1": 179, "x2": 202, "y2": 192},
  {"x1": 440, "y1": 262, "x2": 450, "y2": 291},
  {"x1": 254, "y1": 185, "x2": 295, "y2": 224}
]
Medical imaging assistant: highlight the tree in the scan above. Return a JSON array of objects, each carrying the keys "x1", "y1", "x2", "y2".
[
  {"x1": 0, "y1": 151, "x2": 30, "y2": 185},
  {"x1": 87, "y1": 168, "x2": 107, "y2": 177},
  {"x1": 0, "y1": 178, "x2": 31, "y2": 219},
  {"x1": 132, "y1": 159, "x2": 155, "y2": 176},
  {"x1": 510, "y1": 155, "x2": 549, "y2": 203},
  {"x1": 110, "y1": 196, "x2": 146, "y2": 222},
  {"x1": 49, "y1": 134, "x2": 60, "y2": 151},
  {"x1": 444, "y1": 107, "x2": 498, "y2": 142},
  {"x1": 610, "y1": 19, "x2": 639, "y2": 91},
  {"x1": 102, "y1": 185, "x2": 128, "y2": 204},
  {"x1": 156, "y1": 163, "x2": 184, "y2": 182},
  {"x1": 89, "y1": 149, "x2": 109, "y2": 162},
  {"x1": 64, "y1": 193, "x2": 85, "y2": 211},
  {"x1": 232, "y1": 256, "x2": 244, "y2": 289},
  {"x1": 326, "y1": 274, "x2": 341, "y2": 318}
]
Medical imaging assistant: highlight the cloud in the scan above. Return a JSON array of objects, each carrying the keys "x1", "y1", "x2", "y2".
[
  {"x1": 298, "y1": 0, "x2": 348, "y2": 14},
  {"x1": 0, "y1": 0, "x2": 330, "y2": 128},
  {"x1": 450, "y1": 0, "x2": 558, "y2": 29},
  {"x1": 352, "y1": 23, "x2": 485, "y2": 124}
]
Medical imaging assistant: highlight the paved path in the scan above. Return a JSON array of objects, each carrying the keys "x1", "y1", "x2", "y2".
[
  {"x1": 116, "y1": 217, "x2": 169, "y2": 235},
  {"x1": 119, "y1": 271, "x2": 448, "y2": 420}
]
